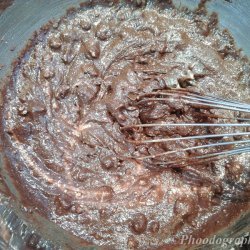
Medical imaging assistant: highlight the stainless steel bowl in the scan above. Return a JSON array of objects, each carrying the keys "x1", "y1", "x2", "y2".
[{"x1": 0, "y1": 1, "x2": 249, "y2": 249}]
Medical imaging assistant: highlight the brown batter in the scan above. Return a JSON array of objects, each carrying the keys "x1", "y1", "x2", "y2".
[{"x1": 0, "y1": 0, "x2": 250, "y2": 249}]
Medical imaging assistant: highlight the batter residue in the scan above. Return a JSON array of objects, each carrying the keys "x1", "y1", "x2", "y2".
[{"x1": 1, "y1": 0, "x2": 250, "y2": 249}]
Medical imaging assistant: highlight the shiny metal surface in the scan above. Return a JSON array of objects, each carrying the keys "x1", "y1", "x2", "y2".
[
  {"x1": 175, "y1": 0, "x2": 250, "y2": 57},
  {"x1": 0, "y1": 1, "x2": 249, "y2": 249}
]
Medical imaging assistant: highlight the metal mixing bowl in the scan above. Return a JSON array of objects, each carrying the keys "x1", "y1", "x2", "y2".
[{"x1": 0, "y1": 1, "x2": 249, "y2": 249}]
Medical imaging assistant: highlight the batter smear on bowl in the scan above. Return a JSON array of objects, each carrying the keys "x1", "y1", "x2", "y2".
[{"x1": 0, "y1": 0, "x2": 250, "y2": 249}]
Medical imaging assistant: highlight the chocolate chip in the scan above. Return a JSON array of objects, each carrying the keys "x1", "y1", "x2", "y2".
[{"x1": 129, "y1": 213, "x2": 147, "y2": 234}]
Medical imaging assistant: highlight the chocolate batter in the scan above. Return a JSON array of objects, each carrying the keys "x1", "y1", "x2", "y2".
[{"x1": 0, "y1": 0, "x2": 250, "y2": 249}]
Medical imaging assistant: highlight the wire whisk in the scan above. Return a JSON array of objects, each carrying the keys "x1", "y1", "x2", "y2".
[{"x1": 122, "y1": 88, "x2": 250, "y2": 167}]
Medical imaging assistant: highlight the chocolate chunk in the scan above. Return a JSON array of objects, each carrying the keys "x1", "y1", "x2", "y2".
[
  {"x1": 82, "y1": 39, "x2": 100, "y2": 59},
  {"x1": 80, "y1": 18, "x2": 92, "y2": 31},
  {"x1": 49, "y1": 37, "x2": 62, "y2": 49},
  {"x1": 129, "y1": 213, "x2": 148, "y2": 234},
  {"x1": 54, "y1": 195, "x2": 73, "y2": 216},
  {"x1": 101, "y1": 155, "x2": 118, "y2": 170},
  {"x1": 148, "y1": 221, "x2": 160, "y2": 234}
]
